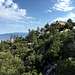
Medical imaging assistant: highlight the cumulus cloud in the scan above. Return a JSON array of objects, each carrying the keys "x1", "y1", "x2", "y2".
[
  {"x1": 0, "y1": 0, "x2": 27, "y2": 20},
  {"x1": 53, "y1": 0, "x2": 74, "y2": 12}
]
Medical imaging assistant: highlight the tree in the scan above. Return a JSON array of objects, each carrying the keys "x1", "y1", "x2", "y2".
[
  {"x1": 67, "y1": 19, "x2": 72, "y2": 23},
  {"x1": 44, "y1": 23, "x2": 49, "y2": 29},
  {"x1": 67, "y1": 19, "x2": 73, "y2": 29},
  {"x1": 0, "y1": 51, "x2": 24, "y2": 75}
]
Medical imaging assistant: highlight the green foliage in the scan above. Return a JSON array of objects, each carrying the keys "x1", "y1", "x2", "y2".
[
  {"x1": 0, "y1": 51, "x2": 24, "y2": 75},
  {"x1": 0, "y1": 19, "x2": 75, "y2": 75}
]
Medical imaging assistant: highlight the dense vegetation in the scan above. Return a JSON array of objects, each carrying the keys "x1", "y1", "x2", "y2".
[{"x1": 0, "y1": 19, "x2": 75, "y2": 75}]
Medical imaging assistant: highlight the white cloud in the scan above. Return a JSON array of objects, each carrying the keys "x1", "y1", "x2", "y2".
[
  {"x1": 47, "y1": 9, "x2": 52, "y2": 13},
  {"x1": 50, "y1": 12, "x2": 75, "y2": 23},
  {"x1": 0, "y1": 0, "x2": 27, "y2": 20},
  {"x1": 53, "y1": 0, "x2": 74, "y2": 12}
]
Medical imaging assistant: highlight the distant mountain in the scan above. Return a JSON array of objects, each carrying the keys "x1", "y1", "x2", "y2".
[{"x1": 0, "y1": 32, "x2": 27, "y2": 41}]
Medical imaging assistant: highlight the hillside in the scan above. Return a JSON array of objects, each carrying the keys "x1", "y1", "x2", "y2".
[
  {"x1": 0, "y1": 19, "x2": 75, "y2": 75},
  {"x1": 0, "y1": 32, "x2": 27, "y2": 41}
]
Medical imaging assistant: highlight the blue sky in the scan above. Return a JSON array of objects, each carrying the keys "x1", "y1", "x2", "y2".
[{"x1": 0, "y1": 0, "x2": 75, "y2": 34}]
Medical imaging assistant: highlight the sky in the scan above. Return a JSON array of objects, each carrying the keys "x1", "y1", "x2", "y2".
[{"x1": 0, "y1": 0, "x2": 75, "y2": 34}]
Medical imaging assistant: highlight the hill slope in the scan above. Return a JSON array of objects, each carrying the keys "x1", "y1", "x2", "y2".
[{"x1": 0, "y1": 32, "x2": 27, "y2": 41}]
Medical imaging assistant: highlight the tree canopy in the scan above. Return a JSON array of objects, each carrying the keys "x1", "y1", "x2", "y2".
[{"x1": 0, "y1": 19, "x2": 75, "y2": 75}]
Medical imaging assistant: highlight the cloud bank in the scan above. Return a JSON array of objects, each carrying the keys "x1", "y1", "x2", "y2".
[
  {"x1": 49, "y1": 0, "x2": 75, "y2": 23},
  {"x1": 53, "y1": 0, "x2": 74, "y2": 12},
  {"x1": 0, "y1": 0, "x2": 26, "y2": 20}
]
